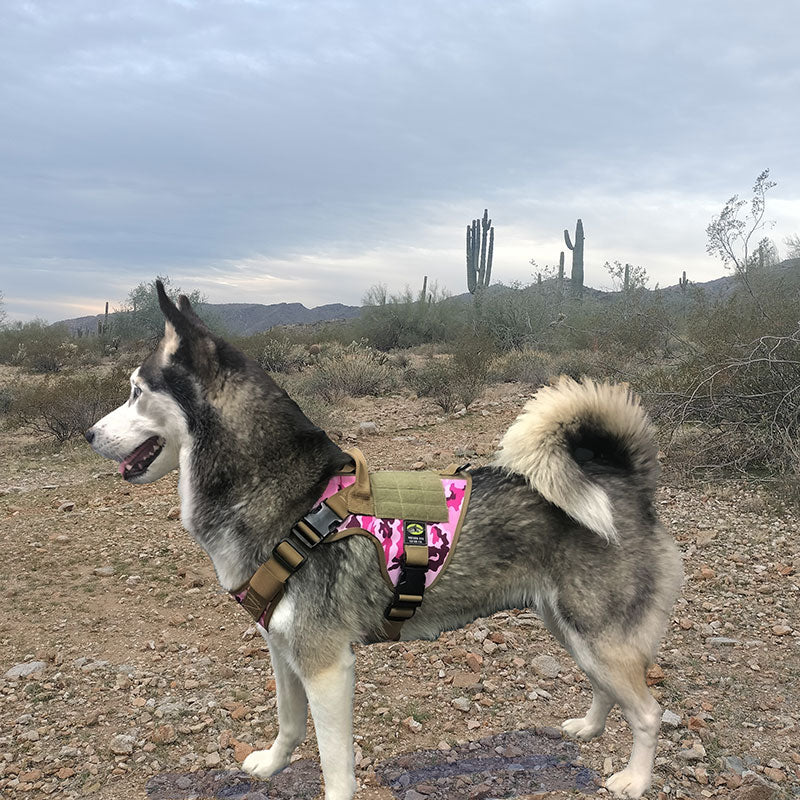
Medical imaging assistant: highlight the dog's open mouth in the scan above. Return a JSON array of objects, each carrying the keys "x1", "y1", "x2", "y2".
[{"x1": 119, "y1": 436, "x2": 165, "y2": 480}]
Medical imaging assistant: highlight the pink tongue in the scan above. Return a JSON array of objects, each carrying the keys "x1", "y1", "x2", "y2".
[{"x1": 119, "y1": 437, "x2": 159, "y2": 474}]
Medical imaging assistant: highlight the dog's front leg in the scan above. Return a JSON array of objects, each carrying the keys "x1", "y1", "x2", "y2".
[
  {"x1": 304, "y1": 643, "x2": 357, "y2": 800},
  {"x1": 243, "y1": 635, "x2": 308, "y2": 779}
]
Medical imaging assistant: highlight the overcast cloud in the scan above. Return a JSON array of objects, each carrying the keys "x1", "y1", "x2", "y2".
[{"x1": 1, "y1": 0, "x2": 798, "y2": 321}]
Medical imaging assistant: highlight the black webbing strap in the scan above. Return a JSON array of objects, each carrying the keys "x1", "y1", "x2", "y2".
[{"x1": 382, "y1": 521, "x2": 429, "y2": 640}]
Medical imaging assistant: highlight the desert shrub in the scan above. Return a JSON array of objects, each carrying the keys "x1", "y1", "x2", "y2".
[
  {"x1": 8, "y1": 367, "x2": 128, "y2": 443},
  {"x1": 406, "y1": 351, "x2": 487, "y2": 413},
  {"x1": 476, "y1": 283, "x2": 558, "y2": 351},
  {"x1": 547, "y1": 349, "x2": 611, "y2": 381},
  {"x1": 654, "y1": 326, "x2": 800, "y2": 480},
  {"x1": 302, "y1": 342, "x2": 396, "y2": 401},
  {"x1": 0, "y1": 321, "x2": 75, "y2": 373},
  {"x1": 358, "y1": 284, "x2": 459, "y2": 350},
  {"x1": 257, "y1": 336, "x2": 309, "y2": 373},
  {"x1": 488, "y1": 349, "x2": 551, "y2": 385},
  {"x1": 0, "y1": 386, "x2": 13, "y2": 415}
]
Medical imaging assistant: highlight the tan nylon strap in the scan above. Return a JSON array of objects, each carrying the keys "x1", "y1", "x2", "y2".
[
  {"x1": 324, "y1": 490, "x2": 349, "y2": 519},
  {"x1": 404, "y1": 544, "x2": 429, "y2": 568},
  {"x1": 343, "y1": 448, "x2": 374, "y2": 514},
  {"x1": 240, "y1": 558, "x2": 292, "y2": 623}
]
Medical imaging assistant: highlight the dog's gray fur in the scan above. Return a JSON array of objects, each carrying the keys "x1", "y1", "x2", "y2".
[{"x1": 87, "y1": 284, "x2": 682, "y2": 799}]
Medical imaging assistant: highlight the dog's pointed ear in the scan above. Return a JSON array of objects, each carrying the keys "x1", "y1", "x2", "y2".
[
  {"x1": 178, "y1": 294, "x2": 211, "y2": 333},
  {"x1": 156, "y1": 280, "x2": 189, "y2": 334}
]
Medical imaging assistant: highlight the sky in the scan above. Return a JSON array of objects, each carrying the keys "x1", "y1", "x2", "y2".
[{"x1": 1, "y1": 0, "x2": 799, "y2": 322}]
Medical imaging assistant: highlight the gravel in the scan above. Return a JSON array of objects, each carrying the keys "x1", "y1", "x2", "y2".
[{"x1": 1, "y1": 384, "x2": 799, "y2": 799}]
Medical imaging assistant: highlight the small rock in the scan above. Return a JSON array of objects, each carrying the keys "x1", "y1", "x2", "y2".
[
  {"x1": 678, "y1": 744, "x2": 706, "y2": 761},
  {"x1": 404, "y1": 791, "x2": 428, "y2": 800},
  {"x1": 731, "y1": 783, "x2": 774, "y2": 800},
  {"x1": 706, "y1": 636, "x2": 739, "y2": 647},
  {"x1": 661, "y1": 709, "x2": 682, "y2": 728},
  {"x1": 93, "y1": 566, "x2": 116, "y2": 577},
  {"x1": 762, "y1": 766, "x2": 785, "y2": 782},
  {"x1": 482, "y1": 639, "x2": 498, "y2": 655},
  {"x1": 151, "y1": 724, "x2": 177, "y2": 744},
  {"x1": 411, "y1": 461, "x2": 426, "y2": 470},
  {"x1": 452, "y1": 696, "x2": 471, "y2": 712},
  {"x1": 359, "y1": 421, "x2": 378, "y2": 435},
  {"x1": 698, "y1": 566, "x2": 715, "y2": 579},
  {"x1": 771, "y1": 625, "x2": 792, "y2": 636},
  {"x1": 465, "y1": 652, "x2": 483, "y2": 673},
  {"x1": 603, "y1": 757, "x2": 614, "y2": 776},
  {"x1": 205, "y1": 752, "x2": 221, "y2": 767},
  {"x1": 233, "y1": 741, "x2": 254, "y2": 763},
  {"x1": 646, "y1": 664, "x2": 665, "y2": 685},
  {"x1": 126, "y1": 575, "x2": 141, "y2": 586},
  {"x1": 167, "y1": 506, "x2": 181, "y2": 520},
  {"x1": 723, "y1": 756, "x2": 747, "y2": 775},
  {"x1": 110, "y1": 734, "x2": 135, "y2": 755},
  {"x1": 4, "y1": 661, "x2": 47, "y2": 679},
  {"x1": 58, "y1": 501, "x2": 76, "y2": 512},
  {"x1": 403, "y1": 716, "x2": 422, "y2": 733},
  {"x1": 531, "y1": 654, "x2": 561, "y2": 678}
]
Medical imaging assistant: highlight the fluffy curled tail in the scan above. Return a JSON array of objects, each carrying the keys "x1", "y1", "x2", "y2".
[{"x1": 494, "y1": 376, "x2": 658, "y2": 542}]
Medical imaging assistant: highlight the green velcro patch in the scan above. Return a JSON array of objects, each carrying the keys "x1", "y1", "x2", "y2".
[{"x1": 369, "y1": 471, "x2": 449, "y2": 522}]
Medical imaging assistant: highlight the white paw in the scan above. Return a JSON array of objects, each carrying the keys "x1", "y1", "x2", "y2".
[
  {"x1": 242, "y1": 747, "x2": 289, "y2": 779},
  {"x1": 561, "y1": 716, "x2": 604, "y2": 741},
  {"x1": 605, "y1": 766, "x2": 652, "y2": 798}
]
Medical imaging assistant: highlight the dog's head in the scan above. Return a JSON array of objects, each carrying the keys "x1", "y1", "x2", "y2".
[{"x1": 86, "y1": 281, "x2": 220, "y2": 484}]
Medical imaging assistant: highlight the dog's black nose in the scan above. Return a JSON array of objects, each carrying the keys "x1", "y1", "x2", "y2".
[{"x1": 84, "y1": 428, "x2": 95, "y2": 444}]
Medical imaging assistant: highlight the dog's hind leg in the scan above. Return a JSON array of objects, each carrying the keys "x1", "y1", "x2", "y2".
[
  {"x1": 302, "y1": 642, "x2": 357, "y2": 800},
  {"x1": 590, "y1": 646, "x2": 661, "y2": 799},
  {"x1": 242, "y1": 637, "x2": 308, "y2": 780},
  {"x1": 562, "y1": 679, "x2": 614, "y2": 741},
  {"x1": 539, "y1": 605, "x2": 614, "y2": 742}
]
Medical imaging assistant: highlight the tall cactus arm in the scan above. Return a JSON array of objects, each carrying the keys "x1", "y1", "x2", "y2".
[
  {"x1": 564, "y1": 229, "x2": 574, "y2": 250},
  {"x1": 466, "y1": 225, "x2": 477, "y2": 294},
  {"x1": 485, "y1": 227, "x2": 494, "y2": 286}
]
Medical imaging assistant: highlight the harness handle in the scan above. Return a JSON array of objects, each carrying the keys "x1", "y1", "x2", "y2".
[{"x1": 343, "y1": 447, "x2": 374, "y2": 514}]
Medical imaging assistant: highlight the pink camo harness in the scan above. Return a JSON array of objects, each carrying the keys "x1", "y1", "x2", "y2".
[{"x1": 233, "y1": 472, "x2": 470, "y2": 634}]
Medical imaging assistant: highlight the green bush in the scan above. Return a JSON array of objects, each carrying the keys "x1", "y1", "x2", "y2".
[
  {"x1": 7, "y1": 367, "x2": 128, "y2": 443},
  {"x1": 358, "y1": 284, "x2": 460, "y2": 350},
  {"x1": 302, "y1": 342, "x2": 397, "y2": 401},
  {"x1": 0, "y1": 386, "x2": 13, "y2": 415},
  {"x1": 0, "y1": 321, "x2": 75, "y2": 373},
  {"x1": 488, "y1": 349, "x2": 551, "y2": 384},
  {"x1": 257, "y1": 336, "x2": 309, "y2": 373},
  {"x1": 406, "y1": 354, "x2": 486, "y2": 413}
]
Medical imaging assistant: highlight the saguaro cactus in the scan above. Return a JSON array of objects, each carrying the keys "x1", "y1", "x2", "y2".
[
  {"x1": 564, "y1": 219, "x2": 585, "y2": 298},
  {"x1": 679, "y1": 271, "x2": 688, "y2": 293},
  {"x1": 466, "y1": 209, "x2": 494, "y2": 294}
]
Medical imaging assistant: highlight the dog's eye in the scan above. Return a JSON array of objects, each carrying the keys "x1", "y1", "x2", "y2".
[{"x1": 132, "y1": 386, "x2": 142, "y2": 400}]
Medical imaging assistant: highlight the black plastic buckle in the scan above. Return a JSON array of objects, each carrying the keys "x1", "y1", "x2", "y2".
[
  {"x1": 303, "y1": 502, "x2": 344, "y2": 539},
  {"x1": 384, "y1": 559, "x2": 427, "y2": 621}
]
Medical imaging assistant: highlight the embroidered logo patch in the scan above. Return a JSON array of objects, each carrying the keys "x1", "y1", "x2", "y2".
[{"x1": 403, "y1": 521, "x2": 426, "y2": 545}]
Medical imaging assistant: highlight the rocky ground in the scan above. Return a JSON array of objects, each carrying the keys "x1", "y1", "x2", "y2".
[{"x1": 1, "y1": 383, "x2": 798, "y2": 800}]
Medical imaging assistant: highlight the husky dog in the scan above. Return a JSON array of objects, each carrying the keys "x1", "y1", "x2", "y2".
[{"x1": 86, "y1": 282, "x2": 682, "y2": 799}]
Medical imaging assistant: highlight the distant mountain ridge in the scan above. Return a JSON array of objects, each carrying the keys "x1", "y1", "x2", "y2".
[
  {"x1": 58, "y1": 300, "x2": 362, "y2": 336},
  {"x1": 55, "y1": 259, "x2": 799, "y2": 335}
]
